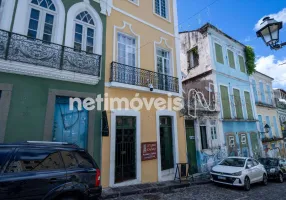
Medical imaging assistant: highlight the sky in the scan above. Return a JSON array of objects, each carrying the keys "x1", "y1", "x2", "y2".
[{"x1": 177, "y1": 0, "x2": 286, "y2": 90}]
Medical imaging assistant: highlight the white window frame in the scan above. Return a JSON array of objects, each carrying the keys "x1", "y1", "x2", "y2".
[
  {"x1": 27, "y1": 1, "x2": 57, "y2": 42},
  {"x1": 128, "y1": 0, "x2": 139, "y2": 6},
  {"x1": 238, "y1": 54, "x2": 246, "y2": 73},
  {"x1": 214, "y1": 42, "x2": 224, "y2": 65},
  {"x1": 73, "y1": 15, "x2": 96, "y2": 53},
  {"x1": 117, "y1": 32, "x2": 137, "y2": 66},
  {"x1": 210, "y1": 120, "x2": 217, "y2": 140},
  {"x1": 156, "y1": 47, "x2": 171, "y2": 75},
  {"x1": 226, "y1": 48, "x2": 235, "y2": 69},
  {"x1": 153, "y1": 0, "x2": 170, "y2": 21}
]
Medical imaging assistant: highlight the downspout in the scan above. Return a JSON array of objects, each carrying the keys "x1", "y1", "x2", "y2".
[{"x1": 10, "y1": 0, "x2": 18, "y2": 32}]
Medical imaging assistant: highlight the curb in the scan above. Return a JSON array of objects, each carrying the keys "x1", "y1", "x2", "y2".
[{"x1": 101, "y1": 180, "x2": 211, "y2": 199}]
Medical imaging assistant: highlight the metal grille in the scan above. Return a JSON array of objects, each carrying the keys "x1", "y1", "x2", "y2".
[
  {"x1": 115, "y1": 116, "x2": 136, "y2": 183},
  {"x1": 110, "y1": 62, "x2": 179, "y2": 93},
  {"x1": 0, "y1": 29, "x2": 101, "y2": 76}
]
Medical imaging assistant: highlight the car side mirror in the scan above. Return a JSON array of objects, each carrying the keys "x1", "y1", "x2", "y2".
[{"x1": 247, "y1": 164, "x2": 252, "y2": 169}]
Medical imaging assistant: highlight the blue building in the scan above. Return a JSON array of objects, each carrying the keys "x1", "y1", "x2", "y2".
[{"x1": 180, "y1": 24, "x2": 260, "y2": 172}]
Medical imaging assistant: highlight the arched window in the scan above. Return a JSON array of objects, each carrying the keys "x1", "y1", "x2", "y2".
[
  {"x1": 27, "y1": 0, "x2": 56, "y2": 42},
  {"x1": 74, "y1": 11, "x2": 96, "y2": 53}
]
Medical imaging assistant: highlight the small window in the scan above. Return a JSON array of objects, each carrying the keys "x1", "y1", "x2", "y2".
[
  {"x1": 247, "y1": 159, "x2": 254, "y2": 168},
  {"x1": 229, "y1": 136, "x2": 235, "y2": 147},
  {"x1": 253, "y1": 160, "x2": 259, "y2": 166},
  {"x1": 0, "y1": 148, "x2": 12, "y2": 170},
  {"x1": 187, "y1": 47, "x2": 199, "y2": 71},
  {"x1": 215, "y1": 43, "x2": 224, "y2": 64},
  {"x1": 154, "y1": 0, "x2": 168, "y2": 19},
  {"x1": 5, "y1": 148, "x2": 64, "y2": 173},
  {"x1": 227, "y1": 49, "x2": 235, "y2": 68},
  {"x1": 238, "y1": 55, "x2": 246, "y2": 73},
  {"x1": 200, "y1": 125, "x2": 208, "y2": 149}
]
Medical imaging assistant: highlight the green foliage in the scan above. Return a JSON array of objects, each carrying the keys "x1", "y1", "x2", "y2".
[{"x1": 245, "y1": 46, "x2": 256, "y2": 75}]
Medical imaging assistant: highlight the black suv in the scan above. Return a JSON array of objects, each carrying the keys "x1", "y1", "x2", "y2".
[
  {"x1": 0, "y1": 141, "x2": 102, "y2": 200},
  {"x1": 259, "y1": 157, "x2": 286, "y2": 183}
]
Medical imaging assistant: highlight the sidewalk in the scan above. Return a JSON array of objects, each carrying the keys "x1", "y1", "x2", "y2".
[{"x1": 101, "y1": 173, "x2": 211, "y2": 199}]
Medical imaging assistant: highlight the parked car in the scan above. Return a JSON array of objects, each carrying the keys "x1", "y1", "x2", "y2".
[
  {"x1": 0, "y1": 141, "x2": 102, "y2": 200},
  {"x1": 258, "y1": 158, "x2": 286, "y2": 183},
  {"x1": 210, "y1": 157, "x2": 267, "y2": 191}
]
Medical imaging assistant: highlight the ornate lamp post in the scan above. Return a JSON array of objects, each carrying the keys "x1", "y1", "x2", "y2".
[{"x1": 256, "y1": 17, "x2": 285, "y2": 50}]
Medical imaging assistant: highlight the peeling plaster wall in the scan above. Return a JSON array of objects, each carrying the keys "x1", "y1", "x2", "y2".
[{"x1": 180, "y1": 31, "x2": 212, "y2": 80}]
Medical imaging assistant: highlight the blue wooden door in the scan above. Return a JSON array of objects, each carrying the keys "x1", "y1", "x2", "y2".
[{"x1": 53, "y1": 97, "x2": 89, "y2": 149}]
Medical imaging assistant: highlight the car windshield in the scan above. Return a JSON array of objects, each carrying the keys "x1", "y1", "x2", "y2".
[
  {"x1": 259, "y1": 158, "x2": 278, "y2": 166},
  {"x1": 219, "y1": 158, "x2": 246, "y2": 167}
]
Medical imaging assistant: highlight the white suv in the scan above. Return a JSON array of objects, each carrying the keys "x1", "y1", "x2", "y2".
[{"x1": 210, "y1": 157, "x2": 267, "y2": 191}]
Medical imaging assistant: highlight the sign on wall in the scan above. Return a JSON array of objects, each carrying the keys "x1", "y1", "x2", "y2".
[{"x1": 141, "y1": 142, "x2": 157, "y2": 161}]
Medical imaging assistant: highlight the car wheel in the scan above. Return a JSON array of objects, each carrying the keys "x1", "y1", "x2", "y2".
[
  {"x1": 278, "y1": 173, "x2": 284, "y2": 183},
  {"x1": 244, "y1": 177, "x2": 251, "y2": 191},
  {"x1": 262, "y1": 174, "x2": 268, "y2": 186}
]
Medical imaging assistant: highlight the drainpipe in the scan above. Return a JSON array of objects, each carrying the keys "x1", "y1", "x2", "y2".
[{"x1": 10, "y1": 0, "x2": 18, "y2": 32}]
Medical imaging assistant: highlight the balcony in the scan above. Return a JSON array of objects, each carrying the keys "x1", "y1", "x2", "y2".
[
  {"x1": 275, "y1": 98, "x2": 286, "y2": 110},
  {"x1": 0, "y1": 29, "x2": 101, "y2": 84},
  {"x1": 110, "y1": 62, "x2": 179, "y2": 93}
]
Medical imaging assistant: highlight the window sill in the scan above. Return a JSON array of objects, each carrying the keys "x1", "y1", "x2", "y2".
[{"x1": 153, "y1": 12, "x2": 171, "y2": 23}]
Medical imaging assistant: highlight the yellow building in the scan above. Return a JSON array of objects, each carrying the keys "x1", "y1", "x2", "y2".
[{"x1": 101, "y1": 0, "x2": 186, "y2": 187}]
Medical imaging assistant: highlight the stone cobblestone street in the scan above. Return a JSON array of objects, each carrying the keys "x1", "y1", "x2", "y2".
[{"x1": 110, "y1": 181, "x2": 286, "y2": 200}]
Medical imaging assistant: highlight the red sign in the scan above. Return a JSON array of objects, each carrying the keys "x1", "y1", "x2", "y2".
[{"x1": 141, "y1": 142, "x2": 157, "y2": 161}]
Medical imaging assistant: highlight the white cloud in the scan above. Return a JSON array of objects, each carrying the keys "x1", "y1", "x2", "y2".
[
  {"x1": 256, "y1": 55, "x2": 286, "y2": 90},
  {"x1": 254, "y1": 8, "x2": 286, "y2": 30}
]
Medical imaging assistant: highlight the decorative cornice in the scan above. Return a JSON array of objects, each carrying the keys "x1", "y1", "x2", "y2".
[{"x1": 94, "y1": 0, "x2": 112, "y2": 16}]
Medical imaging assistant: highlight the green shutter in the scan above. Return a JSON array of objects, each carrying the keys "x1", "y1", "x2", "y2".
[
  {"x1": 227, "y1": 50, "x2": 235, "y2": 68},
  {"x1": 233, "y1": 89, "x2": 243, "y2": 119},
  {"x1": 220, "y1": 85, "x2": 231, "y2": 119},
  {"x1": 215, "y1": 43, "x2": 224, "y2": 64},
  {"x1": 239, "y1": 55, "x2": 246, "y2": 73},
  {"x1": 244, "y1": 91, "x2": 254, "y2": 120}
]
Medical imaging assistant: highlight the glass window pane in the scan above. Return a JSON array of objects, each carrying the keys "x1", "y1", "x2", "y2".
[
  {"x1": 43, "y1": 34, "x2": 52, "y2": 42},
  {"x1": 239, "y1": 55, "x2": 246, "y2": 73},
  {"x1": 5, "y1": 149, "x2": 64, "y2": 173},
  {"x1": 44, "y1": 24, "x2": 53, "y2": 34},
  {"x1": 74, "y1": 43, "x2": 81, "y2": 51},
  {"x1": 86, "y1": 46, "x2": 93, "y2": 53},
  {"x1": 30, "y1": 9, "x2": 40, "y2": 20},
  {"x1": 75, "y1": 24, "x2": 83, "y2": 33},
  {"x1": 28, "y1": 30, "x2": 37, "y2": 38},
  {"x1": 40, "y1": 0, "x2": 48, "y2": 8},
  {"x1": 75, "y1": 33, "x2": 82, "y2": 43},
  {"x1": 45, "y1": 13, "x2": 54, "y2": 25},
  {"x1": 227, "y1": 50, "x2": 235, "y2": 68},
  {"x1": 74, "y1": 151, "x2": 95, "y2": 168},
  {"x1": 215, "y1": 43, "x2": 224, "y2": 64},
  {"x1": 28, "y1": 19, "x2": 39, "y2": 31},
  {"x1": 87, "y1": 37, "x2": 94, "y2": 47},
  {"x1": 87, "y1": 28, "x2": 94, "y2": 37}
]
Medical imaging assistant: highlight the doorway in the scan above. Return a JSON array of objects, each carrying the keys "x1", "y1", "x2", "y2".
[
  {"x1": 185, "y1": 120, "x2": 198, "y2": 173},
  {"x1": 115, "y1": 116, "x2": 136, "y2": 183}
]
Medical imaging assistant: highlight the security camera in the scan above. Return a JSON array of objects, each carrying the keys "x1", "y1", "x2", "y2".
[{"x1": 148, "y1": 83, "x2": 153, "y2": 91}]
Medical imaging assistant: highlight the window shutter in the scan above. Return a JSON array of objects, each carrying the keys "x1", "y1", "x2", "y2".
[
  {"x1": 233, "y1": 89, "x2": 243, "y2": 119},
  {"x1": 239, "y1": 55, "x2": 246, "y2": 73},
  {"x1": 220, "y1": 85, "x2": 231, "y2": 119},
  {"x1": 259, "y1": 82, "x2": 266, "y2": 103},
  {"x1": 244, "y1": 91, "x2": 254, "y2": 120},
  {"x1": 215, "y1": 43, "x2": 224, "y2": 64},
  {"x1": 252, "y1": 80, "x2": 258, "y2": 102},
  {"x1": 266, "y1": 116, "x2": 272, "y2": 138},
  {"x1": 267, "y1": 85, "x2": 272, "y2": 104},
  {"x1": 258, "y1": 115, "x2": 264, "y2": 139},
  {"x1": 273, "y1": 116, "x2": 280, "y2": 137},
  {"x1": 227, "y1": 50, "x2": 235, "y2": 68}
]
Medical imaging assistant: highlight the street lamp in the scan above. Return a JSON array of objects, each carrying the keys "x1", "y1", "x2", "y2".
[{"x1": 256, "y1": 17, "x2": 286, "y2": 50}]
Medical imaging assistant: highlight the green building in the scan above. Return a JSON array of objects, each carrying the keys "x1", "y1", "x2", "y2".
[{"x1": 0, "y1": 0, "x2": 108, "y2": 165}]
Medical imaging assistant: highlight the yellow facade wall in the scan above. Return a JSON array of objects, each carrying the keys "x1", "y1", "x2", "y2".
[
  {"x1": 102, "y1": 0, "x2": 185, "y2": 188},
  {"x1": 101, "y1": 88, "x2": 186, "y2": 187}
]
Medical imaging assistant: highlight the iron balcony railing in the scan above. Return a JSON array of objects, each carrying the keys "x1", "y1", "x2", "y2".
[
  {"x1": 0, "y1": 29, "x2": 101, "y2": 76},
  {"x1": 110, "y1": 62, "x2": 179, "y2": 93}
]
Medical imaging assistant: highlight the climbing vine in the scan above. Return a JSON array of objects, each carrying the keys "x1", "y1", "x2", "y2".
[{"x1": 245, "y1": 46, "x2": 256, "y2": 75}]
